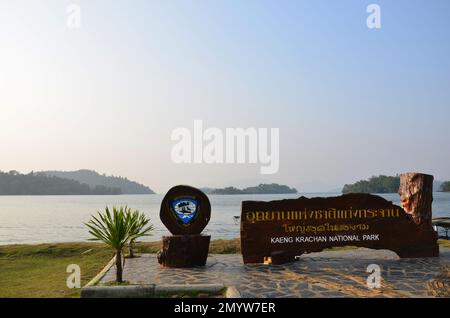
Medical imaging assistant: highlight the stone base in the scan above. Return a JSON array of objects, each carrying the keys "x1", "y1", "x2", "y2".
[
  {"x1": 157, "y1": 235, "x2": 210, "y2": 268},
  {"x1": 270, "y1": 251, "x2": 297, "y2": 265}
]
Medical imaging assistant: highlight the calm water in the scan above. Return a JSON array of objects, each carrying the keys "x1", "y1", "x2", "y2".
[{"x1": 0, "y1": 192, "x2": 449, "y2": 245}]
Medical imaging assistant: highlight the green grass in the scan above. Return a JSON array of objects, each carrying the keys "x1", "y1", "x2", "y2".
[
  {"x1": 209, "y1": 239, "x2": 241, "y2": 254},
  {"x1": 438, "y1": 239, "x2": 450, "y2": 248},
  {"x1": 131, "y1": 238, "x2": 241, "y2": 254},
  {"x1": 0, "y1": 242, "x2": 113, "y2": 298}
]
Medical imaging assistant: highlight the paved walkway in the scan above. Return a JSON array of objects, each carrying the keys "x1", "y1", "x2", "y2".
[{"x1": 100, "y1": 248, "x2": 450, "y2": 297}]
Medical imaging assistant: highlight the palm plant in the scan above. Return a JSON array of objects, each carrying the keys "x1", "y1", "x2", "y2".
[
  {"x1": 85, "y1": 206, "x2": 153, "y2": 283},
  {"x1": 128, "y1": 210, "x2": 154, "y2": 258}
]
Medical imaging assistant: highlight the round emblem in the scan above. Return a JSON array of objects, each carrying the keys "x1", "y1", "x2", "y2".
[
  {"x1": 171, "y1": 198, "x2": 198, "y2": 225},
  {"x1": 160, "y1": 185, "x2": 211, "y2": 235}
]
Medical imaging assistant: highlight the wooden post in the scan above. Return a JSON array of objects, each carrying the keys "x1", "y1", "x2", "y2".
[
  {"x1": 157, "y1": 235, "x2": 210, "y2": 268},
  {"x1": 399, "y1": 172, "x2": 434, "y2": 227}
]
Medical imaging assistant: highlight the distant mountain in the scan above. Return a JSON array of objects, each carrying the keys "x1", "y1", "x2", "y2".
[
  {"x1": 41, "y1": 170, "x2": 154, "y2": 194},
  {"x1": 205, "y1": 183, "x2": 298, "y2": 195},
  {"x1": 0, "y1": 170, "x2": 121, "y2": 195}
]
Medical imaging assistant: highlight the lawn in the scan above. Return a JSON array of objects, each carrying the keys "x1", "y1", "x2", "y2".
[
  {"x1": 0, "y1": 243, "x2": 113, "y2": 298},
  {"x1": 438, "y1": 239, "x2": 450, "y2": 248},
  {"x1": 0, "y1": 239, "x2": 240, "y2": 298}
]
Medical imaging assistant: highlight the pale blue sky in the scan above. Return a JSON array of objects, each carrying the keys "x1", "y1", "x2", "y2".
[{"x1": 1, "y1": 0, "x2": 449, "y2": 192}]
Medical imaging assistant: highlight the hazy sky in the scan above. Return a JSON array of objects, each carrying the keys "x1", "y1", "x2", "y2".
[{"x1": 1, "y1": 0, "x2": 450, "y2": 193}]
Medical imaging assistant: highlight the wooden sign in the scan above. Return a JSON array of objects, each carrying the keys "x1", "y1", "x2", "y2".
[
  {"x1": 160, "y1": 185, "x2": 211, "y2": 235},
  {"x1": 158, "y1": 185, "x2": 211, "y2": 267},
  {"x1": 241, "y1": 173, "x2": 439, "y2": 264}
]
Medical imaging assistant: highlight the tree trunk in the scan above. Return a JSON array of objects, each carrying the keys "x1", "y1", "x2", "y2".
[
  {"x1": 115, "y1": 249, "x2": 123, "y2": 283},
  {"x1": 399, "y1": 172, "x2": 434, "y2": 226},
  {"x1": 128, "y1": 241, "x2": 135, "y2": 258},
  {"x1": 157, "y1": 235, "x2": 210, "y2": 268}
]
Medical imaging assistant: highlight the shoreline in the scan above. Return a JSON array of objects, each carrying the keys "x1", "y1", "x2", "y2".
[{"x1": 0, "y1": 238, "x2": 242, "y2": 253}]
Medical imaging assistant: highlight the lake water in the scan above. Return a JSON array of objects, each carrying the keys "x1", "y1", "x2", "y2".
[{"x1": 1, "y1": 192, "x2": 449, "y2": 245}]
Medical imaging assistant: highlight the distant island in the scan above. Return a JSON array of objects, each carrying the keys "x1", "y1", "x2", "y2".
[
  {"x1": 342, "y1": 175, "x2": 400, "y2": 194},
  {"x1": 41, "y1": 170, "x2": 154, "y2": 194},
  {"x1": 202, "y1": 183, "x2": 298, "y2": 195},
  {"x1": 0, "y1": 170, "x2": 154, "y2": 195},
  {"x1": 342, "y1": 175, "x2": 446, "y2": 194},
  {"x1": 441, "y1": 181, "x2": 450, "y2": 192}
]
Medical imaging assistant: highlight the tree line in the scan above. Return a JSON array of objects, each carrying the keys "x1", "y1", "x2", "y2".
[
  {"x1": 342, "y1": 175, "x2": 450, "y2": 193},
  {"x1": 342, "y1": 175, "x2": 400, "y2": 194},
  {"x1": 207, "y1": 183, "x2": 298, "y2": 195},
  {"x1": 0, "y1": 171, "x2": 121, "y2": 195},
  {"x1": 41, "y1": 170, "x2": 154, "y2": 194},
  {"x1": 441, "y1": 182, "x2": 450, "y2": 192}
]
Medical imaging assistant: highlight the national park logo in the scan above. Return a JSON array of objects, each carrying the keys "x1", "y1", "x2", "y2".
[{"x1": 171, "y1": 197, "x2": 198, "y2": 225}]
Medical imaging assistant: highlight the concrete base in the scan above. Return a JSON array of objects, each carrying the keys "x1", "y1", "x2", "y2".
[{"x1": 80, "y1": 283, "x2": 229, "y2": 298}]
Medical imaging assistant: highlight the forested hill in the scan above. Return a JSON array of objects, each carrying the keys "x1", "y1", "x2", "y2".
[
  {"x1": 41, "y1": 170, "x2": 154, "y2": 194},
  {"x1": 342, "y1": 175, "x2": 400, "y2": 194},
  {"x1": 0, "y1": 171, "x2": 121, "y2": 195},
  {"x1": 203, "y1": 183, "x2": 298, "y2": 195},
  {"x1": 441, "y1": 181, "x2": 450, "y2": 192},
  {"x1": 342, "y1": 175, "x2": 444, "y2": 194}
]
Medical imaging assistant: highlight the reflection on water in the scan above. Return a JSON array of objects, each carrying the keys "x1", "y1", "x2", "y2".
[{"x1": 0, "y1": 192, "x2": 449, "y2": 245}]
